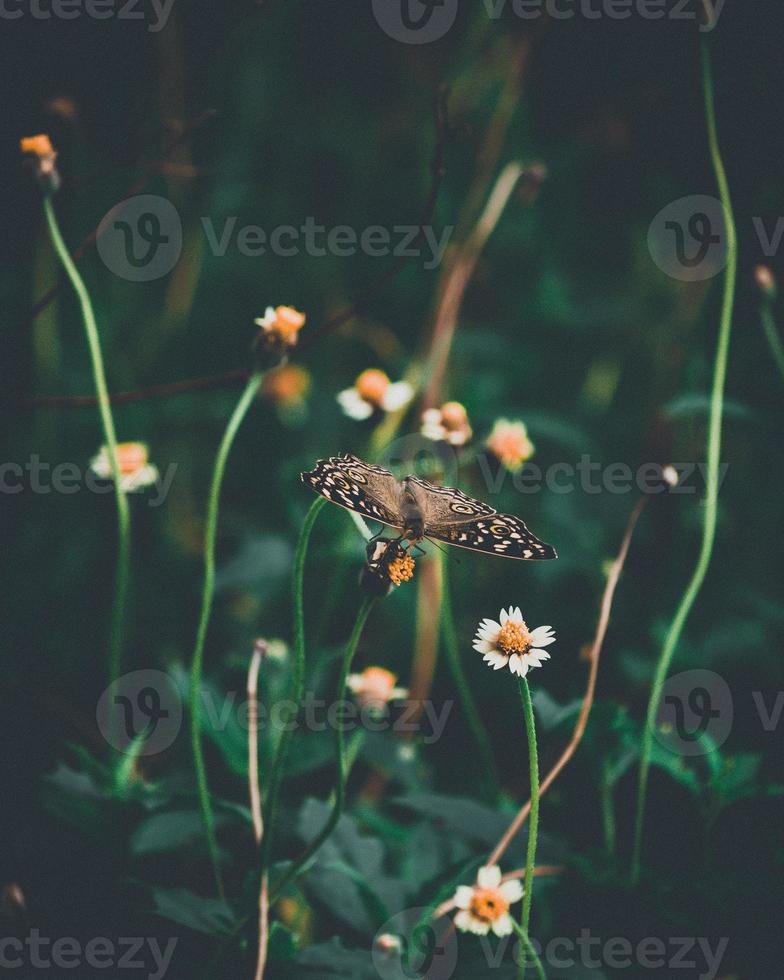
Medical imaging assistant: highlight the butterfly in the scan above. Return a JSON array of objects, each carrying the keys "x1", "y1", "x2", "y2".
[{"x1": 301, "y1": 454, "x2": 557, "y2": 560}]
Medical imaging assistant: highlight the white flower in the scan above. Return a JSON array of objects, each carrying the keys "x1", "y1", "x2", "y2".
[
  {"x1": 452, "y1": 865, "x2": 524, "y2": 937},
  {"x1": 347, "y1": 666, "x2": 408, "y2": 711},
  {"x1": 337, "y1": 369, "x2": 414, "y2": 420},
  {"x1": 420, "y1": 401, "x2": 473, "y2": 446},
  {"x1": 90, "y1": 442, "x2": 159, "y2": 492},
  {"x1": 473, "y1": 607, "x2": 555, "y2": 677}
]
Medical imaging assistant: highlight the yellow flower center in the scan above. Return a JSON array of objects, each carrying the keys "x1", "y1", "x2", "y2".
[
  {"x1": 387, "y1": 554, "x2": 415, "y2": 585},
  {"x1": 115, "y1": 442, "x2": 148, "y2": 475},
  {"x1": 469, "y1": 888, "x2": 509, "y2": 924},
  {"x1": 355, "y1": 369, "x2": 390, "y2": 406},
  {"x1": 496, "y1": 620, "x2": 531, "y2": 656}
]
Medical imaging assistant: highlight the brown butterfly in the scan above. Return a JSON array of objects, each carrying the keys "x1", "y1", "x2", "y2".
[{"x1": 301, "y1": 454, "x2": 557, "y2": 560}]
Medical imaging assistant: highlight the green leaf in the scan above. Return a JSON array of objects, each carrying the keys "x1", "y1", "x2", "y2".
[
  {"x1": 149, "y1": 887, "x2": 237, "y2": 936},
  {"x1": 130, "y1": 809, "x2": 233, "y2": 856},
  {"x1": 296, "y1": 799, "x2": 404, "y2": 936}
]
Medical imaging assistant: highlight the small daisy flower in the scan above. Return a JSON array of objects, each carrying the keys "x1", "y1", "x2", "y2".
[
  {"x1": 473, "y1": 607, "x2": 555, "y2": 677},
  {"x1": 253, "y1": 305, "x2": 306, "y2": 365},
  {"x1": 421, "y1": 401, "x2": 473, "y2": 446},
  {"x1": 452, "y1": 866, "x2": 523, "y2": 937},
  {"x1": 90, "y1": 442, "x2": 159, "y2": 492},
  {"x1": 20, "y1": 133, "x2": 60, "y2": 193},
  {"x1": 486, "y1": 418, "x2": 535, "y2": 472},
  {"x1": 347, "y1": 666, "x2": 408, "y2": 711},
  {"x1": 337, "y1": 369, "x2": 414, "y2": 421}
]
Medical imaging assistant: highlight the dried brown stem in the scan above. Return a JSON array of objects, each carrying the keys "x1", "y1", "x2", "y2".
[
  {"x1": 248, "y1": 641, "x2": 269, "y2": 980},
  {"x1": 422, "y1": 161, "x2": 524, "y2": 409},
  {"x1": 484, "y1": 496, "x2": 649, "y2": 870}
]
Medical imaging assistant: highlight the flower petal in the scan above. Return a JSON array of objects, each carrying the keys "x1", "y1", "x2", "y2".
[
  {"x1": 337, "y1": 388, "x2": 374, "y2": 420},
  {"x1": 453, "y1": 910, "x2": 473, "y2": 934},
  {"x1": 484, "y1": 652, "x2": 509, "y2": 670},
  {"x1": 529, "y1": 626, "x2": 556, "y2": 646},
  {"x1": 382, "y1": 381, "x2": 415, "y2": 412},
  {"x1": 511, "y1": 606, "x2": 524, "y2": 624},
  {"x1": 477, "y1": 865, "x2": 502, "y2": 890},
  {"x1": 453, "y1": 886, "x2": 474, "y2": 910},
  {"x1": 492, "y1": 914, "x2": 514, "y2": 937},
  {"x1": 499, "y1": 608, "x2": 510, "y2": 625},
  {"x1": 499, "y1": 879, "x2": 524, "y2": 904},
  {"x1": 472, "y1": 639, "x2": 494, "y2": 654}
]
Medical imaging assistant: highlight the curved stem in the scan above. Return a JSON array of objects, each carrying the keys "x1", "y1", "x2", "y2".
[
  {"x1": 440, "y1": 556, "x2": 499, "y2": 801},
  {"x1": 512, "y1": 921, "x2": 547, "y2": 980},
  {"x1": 260, "y1": 496, "x2": 327, "y2": 876},
  {"x1": 190, "y1": 371, "x2": 263, "y2": 898},
  {"x1": 43, "y1": 197, "x2": 131, "y2": 697},
  {"x1": 759, "y1": 298, "x2": 784, "y2": 384},
  {"x1": 518, "y1": 678, "x2": 539, "y2": 947},
  {"x1": 269, "y1": 597, "x2": 375, "y2": 903},
  {"x1": 631, "y1": 37, "x2": 737, "y2": 884}
]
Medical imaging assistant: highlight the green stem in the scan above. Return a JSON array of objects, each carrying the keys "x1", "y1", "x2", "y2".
[
  {"x1": 190, "y1": 371, "x2": 263, "y2": 898},
  {"x1": 440, "y1": 557, "x2": 500, "y2": 802},
  {"x1": 269, "y1": 597, "x2": 375, "y2": 903},
  {"x1": 43, "y1": 197, "x2": 131, "y2": 696},
  {"x1": 512, "y1": 921, "x2": 547, "y2": 980},
  {"x1": 601, "y1": 761, "x2": 616, "y2": 857},
  {"x1": 518, "y1": 677, "x2": 540, "y2": 979},
  {"x1": 260, "y1": 496, "x2": 326, "y2": 874},
  {"x1": 630, "y1": 37, "x2": 737, "y2": 884},
  {"x1": 760, "y1": 300, "x2": 784, "y2": 384}
]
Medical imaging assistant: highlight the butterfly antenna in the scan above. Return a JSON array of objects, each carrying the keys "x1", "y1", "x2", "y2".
[{"x1": 424, "y1": 537, "x2": 461, "y2": 564}]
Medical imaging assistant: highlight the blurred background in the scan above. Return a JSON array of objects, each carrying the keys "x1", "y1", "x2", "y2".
[{"x1": 1, "y1": 1, "x2": 783, "y2": 977}]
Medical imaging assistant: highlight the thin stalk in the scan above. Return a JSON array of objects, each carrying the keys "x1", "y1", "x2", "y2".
[
  {"x1": 260, "y1": 496, "x2": 327, "y2": 874},
  {"x1": 248, "y1": 642, "x2": 268, "y2": 980},
  {"x1": 43, "y1": 197, "x2": 131, "y2": 695},
  {"x1": 518, "y1": 678, "x2": 540, "y2": 950},
  {"x1": 631, "y1": 37, "x2": 737, "y2": 883},
  {"x1": 512, "y1": 921, "x2": 547, "y2": 980},
  {"x1": 759, "y1": 299, "x2": 784, "y2": 384},
  {"x1": 440, "y1": 556, "x2": 500, "y2": 801},
  {"x1": 601, "y1": 760, "x2": 616, "y2": 857},
  {"x1": 269, "y1": 597, "x2": 375, "y2": 903},
  {"x1": 190, "y1": 371, "x2": 263, "y2": 898}
]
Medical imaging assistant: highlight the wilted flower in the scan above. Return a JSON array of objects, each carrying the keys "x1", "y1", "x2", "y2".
[
  {"x1": 473, "y1": 607, "x2": 555, "y2": 677},
  {"x1": 452, "y1": 866, "x2": 523, "y2": 937},
  {"x1": 337, "y1": 369, "x2": 414, "y2": 420},
  {"x1": 90, "y1": 442, "x2": 159, "y2": 492},
  {"x1": 20, "y1": 133, "x2": 60, "y2": 193},
  {"x1": 347, "y1": 666, "x2": 408, "y2": 711},
  {"x1": 486, "y1": 419, "x2": 535, "y2": 472},
  {"x1": 374, "y1": 933, "x2": 403, "y2": 955},
  {"x1": 253, "y1": 305, "x2": 306, "y2": 365},
  {"x1": 754, "y1": 265, "x2": 777, "y2": 299},
  {"x1": 421, "y1": 401, "x2": 473, "y2": 446},
  {"x1": 360, "y1": 538, "x2": 416, "y2": 596},
  {"x1": 262, "y1": 364, "x2": 311, "y2": 409}
]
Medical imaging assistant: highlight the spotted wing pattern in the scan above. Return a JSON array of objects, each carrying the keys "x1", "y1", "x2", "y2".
[
  {"x1": 301, "y1": 454, "x2": 403, "y2": 529},
  {"x1": 426, "y1": 514, "x2": 557, "y2": 560},
  {"x1": 406, "y1": 475, "x2": 496, "y2": 524}
]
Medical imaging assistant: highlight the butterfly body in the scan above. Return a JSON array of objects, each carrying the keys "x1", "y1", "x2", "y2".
[{"x1": 302, "y1": 454, "x2": 557, "y2": 561}]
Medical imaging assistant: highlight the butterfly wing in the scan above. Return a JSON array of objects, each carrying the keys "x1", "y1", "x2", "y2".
[
  {"x1": 427, "y1": 513, "x2": 557, "y2": 560},
  {"x1": 406, "y1": 475, "x2": 496, "y2": 525},
  {"x1": 301, "y1": 454, "x2": 403, "y2": 529}
]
